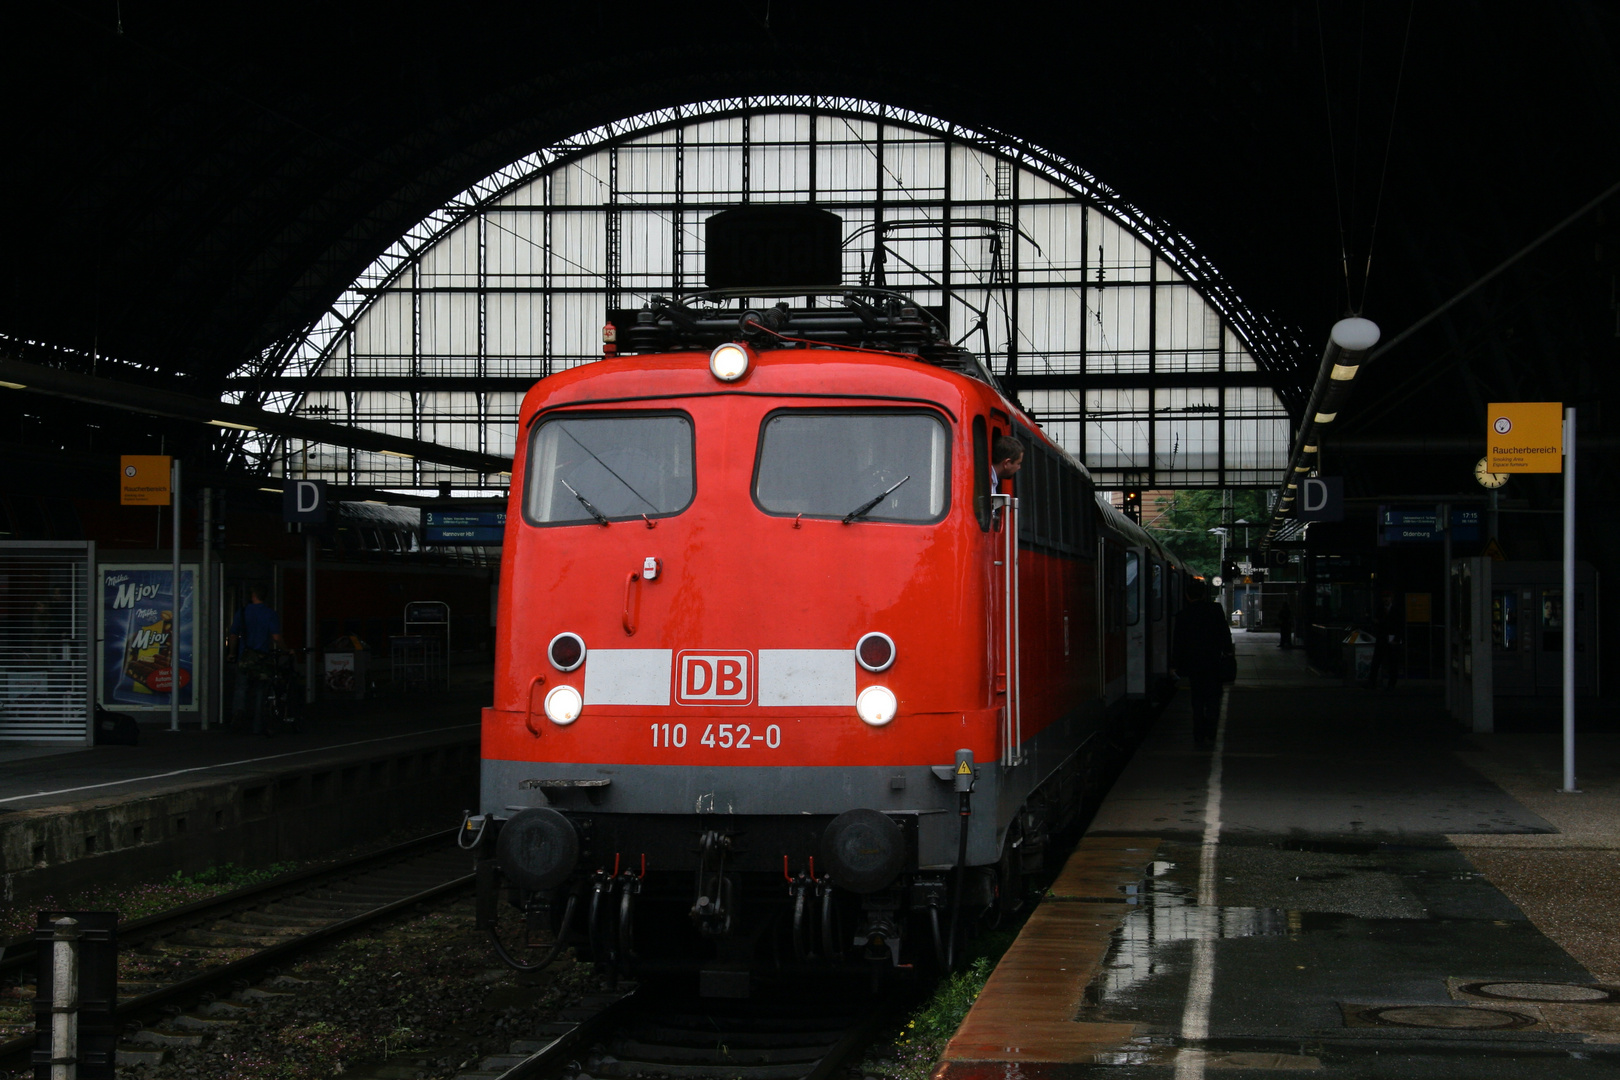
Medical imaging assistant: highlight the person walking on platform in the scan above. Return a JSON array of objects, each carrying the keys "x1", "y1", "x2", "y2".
[
  {"x1": 1173, "y1": 578, "x2": 1234, "y2": 750},
  {"x1": 1277, "y1": 601, "x2": 1293, "y2": 649},
  {"x1": 227, "y1": 586, "x2": 283, "y2": 736},
  {"x1": 1365, "y1": 595, "x2": 1402, "y2": 690}
]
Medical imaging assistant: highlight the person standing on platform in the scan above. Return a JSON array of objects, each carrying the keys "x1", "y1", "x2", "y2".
[
  {"x1": 1365, "y1": 595, "x2": 1402, "y2": 690},
  {"x1": 1173, "y1": 578, "x2": 1234, "y2": 750},
  {"x1": 227, "y1": 586, "x2": 283, "y2": 736},
  {"x1": 1277, "y1": 601, "x2": 1293, "y2": 649}
]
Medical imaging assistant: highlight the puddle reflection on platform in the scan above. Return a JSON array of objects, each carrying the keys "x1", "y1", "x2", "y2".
[{"x1": 1086, "y1": 875, "x2": 1289, "y2": 1007}]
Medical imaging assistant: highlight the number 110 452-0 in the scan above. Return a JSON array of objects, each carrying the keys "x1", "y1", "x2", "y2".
[{"x1": 650, "y1": 722, "x2": 781, "y2": 749}]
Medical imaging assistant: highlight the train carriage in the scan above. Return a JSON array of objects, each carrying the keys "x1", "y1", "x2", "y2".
[
  {"x1": 1107, "y1": 508, "x2": 1186, "y2": 714},
  {"x1": 471, "y1": 290, "x2": 1172, "y2": 984}
]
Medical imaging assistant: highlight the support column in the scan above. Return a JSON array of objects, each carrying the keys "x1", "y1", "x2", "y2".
[
  {"x1": 1563, "y1": 407, "x2": 1577, "y2": 793},
  {"x1": 170, "y1": 458, "x2": 181, "y2": 733},
  {"x1": 305, "y1": 528, "x2": 317, "y2": 706},
  {"x1": 200, "y1": 487, "x2": 212, "y2": 731}
]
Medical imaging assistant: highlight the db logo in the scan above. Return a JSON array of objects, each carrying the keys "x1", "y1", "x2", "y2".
[{"x1": 675, "y1": 651, "x2": 753, "y2": 706}]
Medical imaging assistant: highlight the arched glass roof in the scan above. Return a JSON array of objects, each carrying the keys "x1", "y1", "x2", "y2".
[{"x1": 238, "y1": 96, "x2": 1300, "y2": 493}]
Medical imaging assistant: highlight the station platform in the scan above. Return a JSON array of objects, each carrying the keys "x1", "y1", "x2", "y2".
[
  {"x1": 939, "y1": 634, "x2": 1620, "y2": 1078},
  {"x1": 0, "y1": 686, "x2": 486, "y2": 904}
]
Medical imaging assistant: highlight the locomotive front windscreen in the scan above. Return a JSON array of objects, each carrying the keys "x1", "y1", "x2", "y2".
[
  {"x1": 525, "y1": 412, "x2": 695, "y2": 525},
  {"x1": 753, "y1": 410, "x2": 949, "y2": 523}
]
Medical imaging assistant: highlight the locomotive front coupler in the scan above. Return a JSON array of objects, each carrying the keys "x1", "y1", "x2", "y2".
[
  {"x1": 692, "y1": 829, "x2": 737, "y2": 938},
  {"x1": 856, "y1": 890, "x2": 904, "y2": 967}
]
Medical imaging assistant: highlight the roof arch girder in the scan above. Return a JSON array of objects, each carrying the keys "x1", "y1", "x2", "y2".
[{"x1": 243, "y1": 96, "x2": 1301, "y2": 493}]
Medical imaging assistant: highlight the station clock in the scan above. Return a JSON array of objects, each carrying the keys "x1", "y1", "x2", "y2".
[{"x1": 1474, "y1": 457, "x2": 1509, "y2": 489}]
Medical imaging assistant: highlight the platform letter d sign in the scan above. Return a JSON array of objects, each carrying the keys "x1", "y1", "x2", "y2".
[
  {"x1": 1297, "y1": 476, "x2": 1342, "y2": 523},
  {"x1": 283, "y1": 479, "x2": 328, "y2": 523}
]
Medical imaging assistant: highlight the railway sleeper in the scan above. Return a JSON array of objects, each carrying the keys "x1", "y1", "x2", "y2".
[
  {"x1": 192, "y1": 924, "x2": 309, "y2": 944},
  {"x1": 627, "y1": 1020, "x2": 850, "y2": 1044},
  {"x1": 231, "y1": 909, "x2": 336, "y2": 928},
  {"x1": 596, "y1": 1058, "x2": 823, "y2": 1080},
  {"x1": 612, "y1": 1037, "x2": 834, "y2": 1064},
  {"x1": 308, "y1": 886, "x2": 424, "y2": 903}
]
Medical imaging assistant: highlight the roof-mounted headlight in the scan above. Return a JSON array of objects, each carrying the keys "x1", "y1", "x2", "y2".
[{"x1": 710, "y1": 342, "x2": 751, "y2": 382}]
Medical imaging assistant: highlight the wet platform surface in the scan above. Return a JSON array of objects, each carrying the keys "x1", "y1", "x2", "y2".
[{"x1": 940, "y1": 634, "x2": 1620, "y2": 1078}]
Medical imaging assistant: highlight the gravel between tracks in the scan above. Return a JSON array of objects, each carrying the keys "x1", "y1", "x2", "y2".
[{"x1": 2, "y1": 893, "x2": 608, "y2": 1080}]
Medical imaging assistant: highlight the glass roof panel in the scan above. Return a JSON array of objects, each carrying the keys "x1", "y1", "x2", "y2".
[{"x1": 248, "y1": 97, "x2": 1298, "y2": 491}]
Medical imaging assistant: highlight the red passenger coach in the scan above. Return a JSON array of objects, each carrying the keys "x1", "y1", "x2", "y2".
[{"x1": 472, "y1": 290, "x2": 1153, "y2": 984}]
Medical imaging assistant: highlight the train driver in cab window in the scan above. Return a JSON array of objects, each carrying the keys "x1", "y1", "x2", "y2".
[{"x1": 991, "y1": 435, "x2": 1025, "y2": 492}]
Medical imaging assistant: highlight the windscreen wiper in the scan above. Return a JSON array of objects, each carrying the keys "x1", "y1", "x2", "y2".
[
  {"x1": 843, "y1": 475, "x2": 911, "y2": 524},
  {"x1": 558, "y1": 425, "x2": 661, "y2": 513},
  {"x1": 560, "y1": 479, "x2": 611, "y2": 525}
]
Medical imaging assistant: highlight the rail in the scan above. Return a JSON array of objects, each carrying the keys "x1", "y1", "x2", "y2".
[{"x1": 0, "y1": 829, "x2": 472, "y2": 1071}]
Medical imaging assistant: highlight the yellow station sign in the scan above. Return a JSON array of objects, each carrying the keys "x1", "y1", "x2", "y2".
[
  {"x1": 120, "y1": 455, "x2": 172, "y2": 506},
  {"x1": 1487, "y1": 402, "x2": 1563, "y2": 473}
]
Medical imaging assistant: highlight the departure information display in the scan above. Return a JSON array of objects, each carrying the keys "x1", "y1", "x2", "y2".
[{"x1": 421, "y1": 510, "x2": 506, "y2": 545}]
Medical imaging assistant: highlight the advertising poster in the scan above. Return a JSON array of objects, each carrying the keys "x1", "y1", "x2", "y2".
[{"x1": 99, "y1": 564, "x2": 198, "y2": 712}]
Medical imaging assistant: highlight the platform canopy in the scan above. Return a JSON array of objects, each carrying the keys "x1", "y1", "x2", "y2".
[{"x1": 237, "y1": 96, "x2": 1306, "y2": 494}]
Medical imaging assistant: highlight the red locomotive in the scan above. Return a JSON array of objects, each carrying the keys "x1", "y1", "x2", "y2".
[{"x1": 472, "y1": 288, "x2": 1184, "y2": 988}]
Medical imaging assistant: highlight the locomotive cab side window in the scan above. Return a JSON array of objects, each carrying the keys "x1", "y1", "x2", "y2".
[
  {"x1": 753, "y1": 409, "x2": 949, "y2": 523},
  {"x1": 972, "y1": 417, "x2": 991, "y2": 531},
  {"x1": 1011, "y1": 431, "x2": 1092, "y2": 558},
  {"x1": 524, "y1": 412, "x2": 695, "y2": 526}
]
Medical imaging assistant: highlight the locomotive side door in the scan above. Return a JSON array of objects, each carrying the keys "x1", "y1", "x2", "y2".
[{"x1": 980, "y1": 417, "x2": 1019, "y2": 767}]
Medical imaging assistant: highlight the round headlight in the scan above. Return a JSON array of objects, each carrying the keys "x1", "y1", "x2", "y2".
[
  {"x1": 548, "y1": 632, "x2": 585, "y2": 672},
  {"x1": 543, "y1": 684, "x2": 583, "y2": 725},
  {"x1": 855, "y1": 685, "x2": 897, "y2": 727},
  {"x1": 709, "y1": 342, "x2": 751, "y2": 382},
  {"x1": 855, "y1": 632, "x2": 895, "y2": 673}
]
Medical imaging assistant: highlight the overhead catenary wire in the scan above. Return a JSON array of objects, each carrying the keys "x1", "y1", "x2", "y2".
[
  {"x1": 1366, "y1": 176, "x2": 1620, "y2": 366},
  {"x1": 1316, "y1": 1, "x2": 1355, "y2": 314},
  {"x1": 1359, "y1": 1, "x2": 1417, "y2": 313}
]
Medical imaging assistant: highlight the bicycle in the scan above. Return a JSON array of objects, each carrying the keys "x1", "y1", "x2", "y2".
[{"x1": 262, "y1": 649, "x2": 303, "y2": 734}]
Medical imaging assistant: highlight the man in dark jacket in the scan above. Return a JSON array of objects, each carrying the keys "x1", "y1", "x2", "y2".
[
  {"x1": 1173, "y1": 578, "x2": 1234, "y2": 749},
  {"x1": 228, "y1": 586, "x2": 283, "y2": 736},
  {"x1": 1365, "y1": 596, "x2": 1401, "y2": 690}
]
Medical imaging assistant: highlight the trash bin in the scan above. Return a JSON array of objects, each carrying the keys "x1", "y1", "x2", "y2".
[
  {"x1": 1341, "y1": 629, "x2": 1375, "y2": 686},
  {"x1": 323, "y1": 634, "x2": 369, "y2": 699}
]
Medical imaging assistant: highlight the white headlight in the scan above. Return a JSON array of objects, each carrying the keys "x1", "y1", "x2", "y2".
[
  {"x1": 709, "y1": 342, "x2": 751, "y2": 382},
  {"x1": 543, "y1": 685, "x2": 583, "y2": 725},
  {"x1": 856, "y1": 685, "x2": 897, "y2": 727}
]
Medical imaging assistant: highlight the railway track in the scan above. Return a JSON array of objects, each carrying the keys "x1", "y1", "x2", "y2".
[
  {"x1": 0, "y1": 828, "x2": 473, "y2": 1071},
  {"x1": 453, "y1": 977, "x2": 906, "y2": 1080}
]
